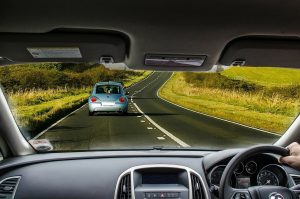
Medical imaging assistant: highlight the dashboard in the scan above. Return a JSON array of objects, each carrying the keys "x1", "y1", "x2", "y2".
[{"x1": 0, "y1": 149, "x2": 298, "y2": 199}]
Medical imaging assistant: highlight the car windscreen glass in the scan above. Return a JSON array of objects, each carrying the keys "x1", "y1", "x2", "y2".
[
  {"x1": 0, "y1": 63, "x2": 298, "y2": 152},
  {"x1": 96, "y1": 85, "x2": 121, "y2": 94}
]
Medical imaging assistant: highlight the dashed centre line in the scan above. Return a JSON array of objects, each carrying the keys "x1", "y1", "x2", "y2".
[
  {"x1": 133, "y1": 102, "x2": 190, "y2": 147},
  {"x1": 129, "y1": 73, "x2": 190, "y2": 148}
]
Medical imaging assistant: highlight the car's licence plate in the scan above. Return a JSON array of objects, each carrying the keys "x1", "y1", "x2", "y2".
[{"x1": 102, "y1": 102, "x2": 115, "y2": 106}]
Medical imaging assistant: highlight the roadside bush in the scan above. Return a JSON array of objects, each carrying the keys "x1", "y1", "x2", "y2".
[
  {"x1": 183, "y1": 72, "x2": 260, "y2": 92},
  {"x1": 182, "y1": 72, "x2": 300, "y2": 99},
  {"x1": 0, "y1": 63, "x2": 142, "y2": 92}
]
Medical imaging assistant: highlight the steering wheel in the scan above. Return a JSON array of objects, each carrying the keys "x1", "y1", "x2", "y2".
[{"x1": 219, "y1": 145, "x2": 294, "y2": 199}]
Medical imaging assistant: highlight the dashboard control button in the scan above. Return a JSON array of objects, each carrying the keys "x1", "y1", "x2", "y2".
[
  {"x1": 144, "y1": 192, "x2": 180, "y2": 198},
  {"x1": 167, "y1": 192, "x2": 179, "y2": 198},
  {"x1": 145, "y1": 193, "x2": 152, "y2": 198}
]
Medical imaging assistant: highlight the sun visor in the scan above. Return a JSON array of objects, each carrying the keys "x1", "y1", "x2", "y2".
[
  {"x1": 219, "y1": 38, "x2": 300, "y2": 68},
  {"x1": 0, "y1": 33, "x2": 126, "y2": 65}
]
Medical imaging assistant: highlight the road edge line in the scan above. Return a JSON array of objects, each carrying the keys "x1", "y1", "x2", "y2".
[
  {"x1": 133, "y1": 102, "x2": 190, "y2": 148},
  {"x1": 156, "y1": 73, "x2": 281, "y2": 137}
]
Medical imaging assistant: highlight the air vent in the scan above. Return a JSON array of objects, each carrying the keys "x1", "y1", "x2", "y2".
[
  {"x1": 116, "y1": 173, "x2": 132, "y2": 199},
  {"x1": 291, "y1": 175, "x2": 300, "y2": 185},
  {"x1": 191, "y1": 173, "x2": 203, "y2": 199},
  {"x1": 0, "y1": 176, "x2": 21, "y2": 199}
]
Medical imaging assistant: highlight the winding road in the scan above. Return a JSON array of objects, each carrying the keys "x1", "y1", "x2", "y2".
[{"x1": 36, "y1": 72, "x2": 279, "y2": 151}]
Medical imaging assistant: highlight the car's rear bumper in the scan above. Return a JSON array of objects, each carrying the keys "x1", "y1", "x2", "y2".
[{"x1": 88, "y1": 102, "x2": 128, "y2": 112}]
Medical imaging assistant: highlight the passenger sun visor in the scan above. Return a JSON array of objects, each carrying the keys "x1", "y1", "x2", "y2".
[
  {"x1": 219, "y1": 38, "x2": 300, "y2": 68},
  {"x1": 0, "y1": 33, "x2": 127, "y2": 65}
]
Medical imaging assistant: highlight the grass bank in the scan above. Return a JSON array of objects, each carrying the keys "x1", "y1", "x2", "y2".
[
  {"x1": 124, "y1": 71, "x2": 152, "y2": 87},
  {"x1": 159, "y1": 68, "x2": 300, "y2": 134},
  {"x1": 1, "y1": 64, "x2": 151, "y2": 138},
  {"x1": 9, "y1": 88, "x2": 89, "y2": 138}
]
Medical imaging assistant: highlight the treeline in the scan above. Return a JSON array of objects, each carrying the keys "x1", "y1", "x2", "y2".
[
  {"x1": 0, "y1": 63, "x2": 140, "y2": 91},
  {"x1": 183, "y1": 72, "x2": 300, "y2": 99}
]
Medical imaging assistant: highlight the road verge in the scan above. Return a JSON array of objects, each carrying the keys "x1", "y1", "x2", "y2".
[{"x1": 157, "y1": 73, "x2": 283, "y2": 135}]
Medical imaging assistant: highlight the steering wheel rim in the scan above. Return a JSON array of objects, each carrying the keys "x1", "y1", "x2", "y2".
[{"x1": 219, "y1": 145, "x2": 289, "y2": 199}]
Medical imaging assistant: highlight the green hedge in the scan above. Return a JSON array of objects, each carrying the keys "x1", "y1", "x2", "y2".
[{"x1": 0, "y1": 63, "x2": 143, "y2": 91}]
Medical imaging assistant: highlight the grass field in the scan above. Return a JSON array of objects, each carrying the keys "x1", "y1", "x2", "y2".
[
  {"x1": 6, "y1": 70, "x2": 151, "y2": 138},
  {"x1": 222, "y1": 67, "x2": 300, "y2": 87},
  {"x1": 159, "y1": 67, "x2": 300, "y2": 134},
  {"x1": 124, "y1": 71, "x2": 152, "y2": 87}
]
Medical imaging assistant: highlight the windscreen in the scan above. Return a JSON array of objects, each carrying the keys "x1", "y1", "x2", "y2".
[
  {"x1": 96, "y1": 85, "x2": 121, "y2": 94},
  {"x1": 0, "y1": 63, "x2": 298, "y2": 152}
]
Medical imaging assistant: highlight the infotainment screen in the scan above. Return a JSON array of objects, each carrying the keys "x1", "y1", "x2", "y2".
[
  {"x1": 236, "y1": 177, "x2": 251, "y2": 188},
  {"x1": 142, "y1": 173, "x2": 178, "y2": 184}
]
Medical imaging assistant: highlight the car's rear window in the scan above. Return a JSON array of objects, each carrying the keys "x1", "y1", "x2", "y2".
[{"x1": 96, "y1": 85, "x2": 121, "y2": 94}]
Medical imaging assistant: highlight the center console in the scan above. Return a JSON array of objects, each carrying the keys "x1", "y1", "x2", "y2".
[{"x1": 114, "y1": 164, "x2": 208, "y2": 199}]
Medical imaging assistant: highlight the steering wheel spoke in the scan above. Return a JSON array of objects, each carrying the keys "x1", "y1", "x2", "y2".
[{"x1": 230, "y1": 188, "x2": 252, "y2": 199}]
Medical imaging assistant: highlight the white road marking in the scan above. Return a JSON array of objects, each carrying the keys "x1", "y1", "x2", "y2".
[
  {"x1": 137, "y1": 116, "x2": 142, "y2": 118},
  {"x1": 133, "y1": 102, "x2": 190, "y2": 147},
  {"x1": 140, "y1": 120, "x2": 145, "y2": 123},
  {"x1": 157, "y1": 137, "x2": 165, "y2": 140},
  {"x1": 156, "y1": 73, "x2": 281, "y2": 137},
  {"x1": 147, "y1": 127, "x2": 153, "y2": 130},
  {"x1": 32, "y1": 104, "x2": 87, "y2": 140}
]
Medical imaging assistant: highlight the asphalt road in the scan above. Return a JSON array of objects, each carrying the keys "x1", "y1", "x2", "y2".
[{"x1": 37, "y1": 72, "x2": 279, "y2": 151}]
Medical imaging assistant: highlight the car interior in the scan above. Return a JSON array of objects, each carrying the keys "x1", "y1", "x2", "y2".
[{"x1": 1, "y1": 1, "x2": 300, "y2": 199}]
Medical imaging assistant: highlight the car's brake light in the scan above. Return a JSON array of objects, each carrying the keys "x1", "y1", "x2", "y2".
[
  {"x1": 91, "y1": 97, "x2": 97, "y2": 102},
  {"x1": 119, "y1": 97, "x2": 125, "y2": 103}
]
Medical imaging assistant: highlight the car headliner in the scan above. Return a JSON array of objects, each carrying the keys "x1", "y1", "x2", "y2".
[{"x1": 1, "y1": 0, "x2": 300, "y2": 71}]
